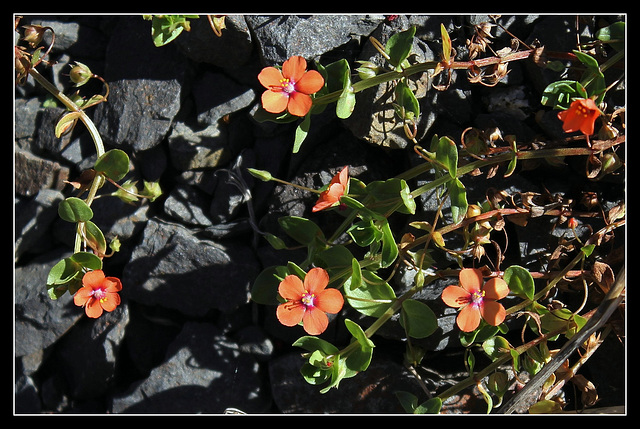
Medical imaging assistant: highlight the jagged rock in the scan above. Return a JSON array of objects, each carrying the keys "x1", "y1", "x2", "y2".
[
  {"x1": 110, "y1": 321, "x2": 271, "y2": 413},
  {"x1": 123, "y1": 218, "x2": 260, "y2": 316},
  {"x1": 93, "y1": 16, "x2": 190, "y2": 152},
  {"x1": 15, "y1": 248, "x2": 82, "y2": 358}
]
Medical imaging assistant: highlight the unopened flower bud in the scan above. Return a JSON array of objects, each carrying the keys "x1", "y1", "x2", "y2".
[
  {"x1": 22, "y1": 25, "x2": 47, "y2": 47},
  {"x1": 487, "y1": 371, "x2": 510, "y2": 398},
  {"x1": 355, "y1": 61, "x2": 381, "y2": 80},
  {"x1": 600, "y1": 151, "x2": 623, "y2": 175},
  {"x1": 69, "y1": 61, "x2": 93, "y2": 87}
]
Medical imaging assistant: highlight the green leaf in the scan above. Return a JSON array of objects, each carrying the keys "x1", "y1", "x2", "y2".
[
  {"x1": 58, "y1": 197, "x2": 93, "y2": 223},
  {"x1": 386, "y1": 26, "x2": 416, "y2": 69},
  {"x1": 503, "y1": 265, "x2": 535, "y2": 300},
  {"x1": 482, "y1": 336, "x2": 512, "y2": 361},
  {"x1": 400, "y1": 299, "x2": 438, "y2": 339},
  {"x1": 380, "y1": 220, "x2": 399, "y2": 268},
  {"x1": 394, "y1": 79, "x2": 420, "y2": 120},
  {"x1": 345, "y1": 318, "x2": 375, "y2": 349},
  {"x1": 250, "y1": 265, "x2": 289, "y2": 305},
  {"x1": 148, "y1": 15, "x2": 198, "y2": 47},
  {"x1": 54, "y1": 111, "x2": 80, "y2": 137},
  {"x1": 344, "y1": 270, "x2": 396, "y2": 317},
  {"x1": 84, "y1": 220, "x2": 106, "y2": 256},
  {"x1": 415, "y1": 397, "x2": 442, "y2": 414},
  {"x1": 278, "y1": 216, "x2": 324, "y2": 246},
  {"x1": 347, "y1": 219, "x2": 383, "y2": 247},
  {"x1": 263, "y1": 233, "x2": 287, "y2": 250},
  {"x1": 596, "y1": 21, "x2": 625, "y2": 51},
  {"x1": 440, "y1": 23, "x2": 452, "y2": 61},
  {"x1": 336, "y1": 84, "x2": 356, "y2": 119},
  {"x1": 540, "y1": 80, "x2": 588, "y2": 110},
  {"x1": 366, "y1": 178, "x2": 415, "y2": 215},
  {"x1": 446, "y1": 177, "x2": 468, "y2": 225},
  {"x1": 293, "y1": 336, "x2": 340, "y2": 355},
  {"x1": 350, "y1": 258, "x2": 362, "y2": 290},
  {"x1": 315, "y1": 245, "x2": 354, "y2": 286},
  {"x1": 46, "y1": 252, "x2": 102, "y2": 299},
  {"x1": 293, "y1": 113, "x2": 311, "y2": 153},
  {"x1": 94, "y1": 149, "x2": 130, "y2": 181},
  {"x1": 300, "y1": 362, "x2": 332, "y2": 386},
  {"x1": 434, "y1": 136, "x2": 458, "y2": 178},
  {"x1": 395, "y1": 391, "x2": 419, "y2": 414}
]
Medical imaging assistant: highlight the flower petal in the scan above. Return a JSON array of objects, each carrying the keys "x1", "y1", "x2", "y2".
[
  {"x1": 100, "y1": 292, "x2": 121, "y2": 313},
  {"x1": 83, "y1": 270, "x2": 106, "y2": 288},
  {"x1": 261, "y1": 90, "x2": 289, "y2": 114},
  {"x1": 480, "y1": 301, "x2": 506, "y2": 326},
  {"x1": 276, "y1": 301, "x2": 305, "y2": 327},
  {"x1": 278, "y1": 274, "x2": 305, "y2": 301},
  {"x1": 483, "y1": 278, "x2": 509, "y2": 300},
  {"x1": 315, "y1": 287, "x2": 344, "y2": 314},
  {"x1": 104, "y1": 277, "x2": 123, "y2": 293},
  {"x1": 85, "y1": 298, "x2": 104, "y2": 318},
  {"x1": 302, "y1": 306, "x2": 329, "y2": 335},
  {"x1": 295, "y1": 69, "x2": 324, "y2": 95},
  {"x1": 441, "y1": 285, "x2": 470, "y2": 308},
  {"x1": 73, "y1": 286, "x2": 93, "y2": 307},
  {"x1": 257, "y1": 66, "x2": 284, "y2": 89},
  {"x1": 286, "y1": 91, "x2": 313, "y2": 117},
  {"x1": 457, "y1": 304, "x2": 481, "y2": 332},
  {"x1": 282, "y1": 56, "x2": 307, "y2": 82},
  {"x1": 334, "y1": 166, "x2": 349, "y2": 188},
  {"x1": 304, "y1": 267, "x2": 329, "y2": 295},
  {"x1": 459, "y1": 268, "x2": 483, "y2": 294}
]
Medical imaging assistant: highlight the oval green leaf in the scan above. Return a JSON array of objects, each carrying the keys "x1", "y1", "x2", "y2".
[
  {"x1": 344, "y1": 270, "x2": 396, "y2": 317},
  {"x1": 400, "y1": 299, "x2": 438, "y2": 339},
  {"x1": 278, "y1": 216, "x2": 324, "y2": 246},
  {"x1": 503, "y1": 265, "x2": 535, "y2": 300},
  {"x1": 58, "y1": 197, "x2": 93, "y2": 223},
  {"x1": 94, "y1": 149, "x2": 130, "y2": 181}
]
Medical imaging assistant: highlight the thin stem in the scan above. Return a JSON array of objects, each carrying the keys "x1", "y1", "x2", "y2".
[{"x1": 28, "y1": 67, "x2": 106, "y2": 253}]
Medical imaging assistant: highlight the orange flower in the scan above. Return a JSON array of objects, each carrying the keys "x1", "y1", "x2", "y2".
[
  {"x1": 73, "y1": 270, "x2": 122, "y2": 318},
  {"x1": 258, "y1": 56, "x2": 325, "y2": 117},
  {"x1": 557, "y1": 98, "x2": 601, "y2": 136},
  {"x1": 441, "y1": 268, "x2": 509, "y2": 332},
  {"x1": 312, "y1": 166, "x2": 349, "y2": 212},
  {"x1": 276, "y1": 267, "x2": 344, "y2": 335}
]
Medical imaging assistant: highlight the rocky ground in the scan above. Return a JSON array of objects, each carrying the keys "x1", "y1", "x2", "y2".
[{"x1": 15, "y1": 14, "x2": 625, "y2": 414}]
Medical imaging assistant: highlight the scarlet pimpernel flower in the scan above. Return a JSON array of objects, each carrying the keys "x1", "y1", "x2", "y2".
[
  {"x1": 441, "y1": 268, "x2": 509, "y2": 332},
  {"x1": 312, "y1": 166, "x2": 349, "y2": 212},
  {"x1": 73, "y1": 270, "x2": 122, "y2": 318},
  {"x1": 276, "y1": 267, "x2": 344, "y2": 335},
  {"x1": 557, "y1": 98, "x2": 601, "y2": 137},
  {"x1": 258, "y1": 55, "x2": 325, "y2": 117}
]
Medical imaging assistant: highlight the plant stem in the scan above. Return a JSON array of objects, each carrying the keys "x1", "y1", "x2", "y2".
[{"x1": 28, "y1": 67, "x2": 106, "y2": 253}]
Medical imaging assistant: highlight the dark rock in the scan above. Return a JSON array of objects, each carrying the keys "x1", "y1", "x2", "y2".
[
  {"x1": 94, "y1": 16, "x2": 190, "y2": 152},
  {"x1": 246, "y1": 15, "x2": 383, "y2": 66},
  {"x1": 56, "y1": 304, "x2": 130, "y2": 399},
  {"x1": 164, "y1": 184, "x2": 213, "y2": 227},
  {"x1": 167, "y1": 121, "x2": 231, "y2": 171},
  {"x1": 15, "y1": 248, "x2": 82, "y2": 358},
  {"x1": 110, "y1": 321, "x2": 271, "y2": 413},
  {"x1": 175, "y1": 15, "x2": 253, "y2": 69},
  {"x1": 192, "y1": 71, "x2": 256, "y2": 126},
  {"x1": 15, "y1": 189, "x2": 64, "y2": 259},
  {"x1": 123, "y1": 218, "x2": 260, "y2": 316}
]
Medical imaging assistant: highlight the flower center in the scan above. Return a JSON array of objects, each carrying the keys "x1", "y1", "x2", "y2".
[
  {"x1": 470, "y1": 290, "x2": 485, "y2": 307},
  {"x1": 301, "y1": 291, "x2": 316, "y2": 308},
  {"x1": 279, "y1": 78, "x2": 296, "y2": 94},
  {"x1": 576, "y1": 105, "x2": 590, "y2": 117},
  {"x1": 92, "y1": 287, "x2": 107, "y2": 303}
]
